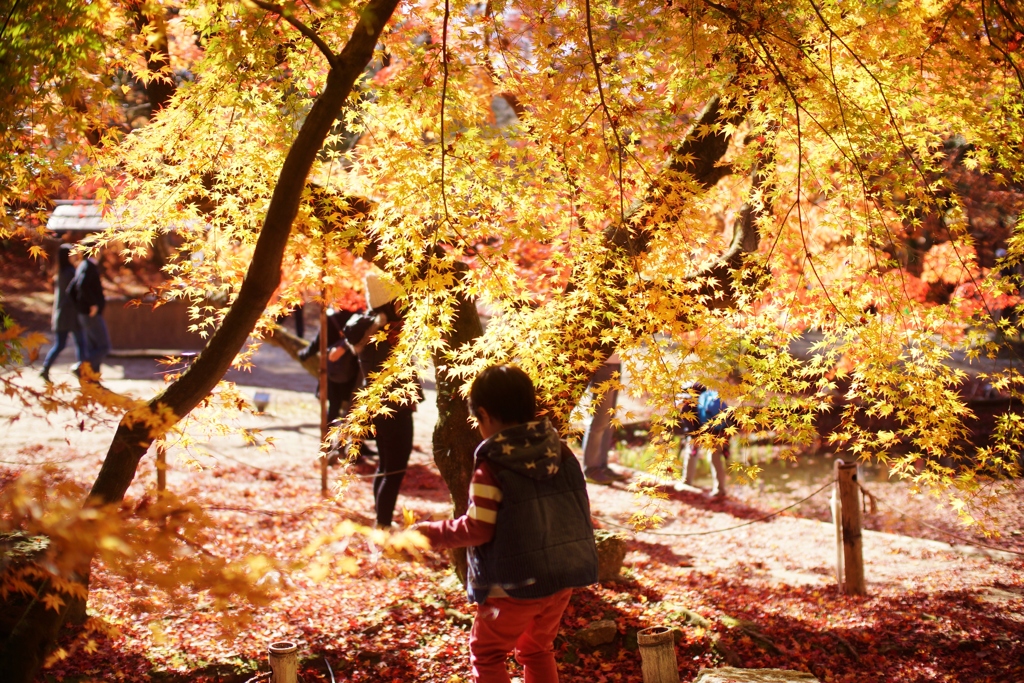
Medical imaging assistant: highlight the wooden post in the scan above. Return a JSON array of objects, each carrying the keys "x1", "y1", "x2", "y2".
[
  {"x1": 831, "y1": 459, "x2": 844, "y2": 591},
  {"x1": 637, "y1": 626, "x2": 679, "y2": 683},
  {"x1": 268, "y1": 640, "x2": 298, "y2": 683},
  {"x1": 156, "y1": 442, "x2": 167, "y2": 492},
  {"x1": 837, "y1": 462, "x2": 866, "y2": 595},
  {"x1": 319, "y1": 292, "x2": 329, "y2": 498}
]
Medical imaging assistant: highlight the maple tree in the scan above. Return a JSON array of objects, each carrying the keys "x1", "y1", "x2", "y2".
[{"x1": 3, "y1": 0, "x2": 1024, "y2": 679}]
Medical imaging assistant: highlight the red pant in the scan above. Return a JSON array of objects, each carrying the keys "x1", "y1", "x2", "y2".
[{"x1": 469, "y1": 588, "x2": 573, "y2": 683}]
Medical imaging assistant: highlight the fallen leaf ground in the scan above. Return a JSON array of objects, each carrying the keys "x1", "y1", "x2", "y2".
[{"x1": 6, "y1": 427, "x2": 1021, "y2": 683}]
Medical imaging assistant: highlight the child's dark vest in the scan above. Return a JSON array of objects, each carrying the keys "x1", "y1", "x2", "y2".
[{"x1": 467, "y1": 444, "x2": 599, "y2": 603}]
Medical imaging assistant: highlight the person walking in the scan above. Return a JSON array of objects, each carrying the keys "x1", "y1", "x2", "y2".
[
  {"x1": 414, "y1": 364, "x2": 599, "y2": 683},
  {"x1": 581, "y1": 354, "x2": 629, "y2": 484},
  {"x1": 39, "y1": 244, "x2": 86, "y2": 383},
  {"x1": 66, "y1": 250, "x2": 111, "y2": 378}
]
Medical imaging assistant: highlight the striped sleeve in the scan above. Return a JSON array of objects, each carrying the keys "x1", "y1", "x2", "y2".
[{"x1": 417, "y1": 462, "x2": 501, "y2": 549}]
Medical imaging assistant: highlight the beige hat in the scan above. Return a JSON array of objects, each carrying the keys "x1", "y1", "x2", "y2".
[{"x1": 365, "y1": 267, "x2": 404, "y2": 310}]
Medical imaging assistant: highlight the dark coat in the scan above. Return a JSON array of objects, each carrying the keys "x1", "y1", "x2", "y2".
[
  {"x1": 52, "y1": 266, "x2": 80, "y2": 333},
  {"x1": 299, "y1": 309, "x2": 363, "y2": 390},
  {"x1": 67, "y1": 259, "x2": 105, "y2": 316}
]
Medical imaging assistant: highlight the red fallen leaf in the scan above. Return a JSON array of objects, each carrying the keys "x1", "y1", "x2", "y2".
[{"x1": 29, "y1": 440, "x2": 1024, "y2": 683}]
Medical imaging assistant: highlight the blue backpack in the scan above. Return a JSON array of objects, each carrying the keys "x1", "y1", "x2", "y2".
[{"x1": 697, "y1": 390, "x2": 728, "y2": 433}]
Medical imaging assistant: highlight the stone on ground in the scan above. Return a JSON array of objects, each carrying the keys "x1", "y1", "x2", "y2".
[{"x1": 575, "y1": 619, "x2": 618, "y2": 647}]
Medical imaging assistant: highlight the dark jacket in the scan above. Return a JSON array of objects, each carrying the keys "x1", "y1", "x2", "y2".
[
  {"x1": 345, "y1": 300, "x2": 399, "y2": 378},
  {"x1": 299, "y1": 309, "x2": 362, "y2": 388},
  {"x1": 467, "y1": 419, "x2": 599, "y2": 603},
  {"x1": 52, "y1": 246, "x2": 80, "y2": 333},
  {"x1": 67, "y1": 258, "x2": 105, "y2": 316},
  {"x1": 344, "y1": 301, "x2": 420, "y2": 411},
  {"x1": 299, "y1": 309, "x2": 357, "y2": 360}
]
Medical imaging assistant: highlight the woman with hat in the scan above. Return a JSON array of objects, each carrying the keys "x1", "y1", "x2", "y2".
[{"x1": 345, "y1": 268, "x2": 417, "y2": 528}]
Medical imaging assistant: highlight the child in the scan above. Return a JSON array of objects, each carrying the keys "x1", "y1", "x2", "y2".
[{"x1": 414, "y1": 365, "x2": 599, "y2": 683}]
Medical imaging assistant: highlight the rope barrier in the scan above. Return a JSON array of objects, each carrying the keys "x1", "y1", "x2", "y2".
[
  {"x1": 859, "y1": 483, "x2": 1024, "y2": 558},
  {"x1": 201, "y1": 503, "x2": 376, "y2": 525},
  {"x1": 207, "y1": 448, "x2": 323, "y2": 481},
  {"x1": 207, "y1": 447, "x2": 406, "y2": 481},
  {"x1": 595, "y1": 478, "x2": 836, "y2": 537},
  {"x1": 202, "y1": 504, "x2": 322, "y2": 518},
  {"x1": 0, "y1": 456, "x2": 88, "y2": 466}
]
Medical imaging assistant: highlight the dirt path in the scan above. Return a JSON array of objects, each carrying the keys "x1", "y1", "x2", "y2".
[{"x1": 3, "y1": 367, "x2": 1023, "y2": 682}]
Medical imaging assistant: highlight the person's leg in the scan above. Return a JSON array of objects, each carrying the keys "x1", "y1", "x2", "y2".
[
  {"x1": 41, "y1": 331, "x2": 69, "y2": 375},
  {"x1": 73, "y1": 315, "x2": 93, "y2": 374},
  {"x1": 79, "y1": 315, "x2": 110, "y2": 371},
  {"x1": 514, "y1": 589, "x2": 572, "y2": 683},
  {"x1": 371, "y1": 408, "x2": 414, "y2": 526},
  {"x1": 326, "y1": 380, "x2": 344, "y2": 425},
  {"x1": 582, "y1": 362, "x2": 619, "y2": 478},
  {"x1": 471, "y1": 596, "x2": 558, "y2": 683},
  {"x1": 89, "y1": 316, "x2": 111, "y2": 369},
  {"x1": 681, "y1": 436, "x2": 699, "y2": 486},
  {"x1": 469, "y1": 601, "x2": 520, "y2": 683},
  {"x1": 709, "y1": 443, "x2": 727, "y2": 497},
  {"x1": 71, "y1": 328, "x2": 86, "y2": 362}
]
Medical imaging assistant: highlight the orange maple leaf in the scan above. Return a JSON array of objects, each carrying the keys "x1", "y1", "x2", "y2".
[{"x1": 41, "y1": 592, "x2": 66, "y2": 612}]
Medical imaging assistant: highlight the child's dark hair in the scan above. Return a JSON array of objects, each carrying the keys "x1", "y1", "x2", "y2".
[{"x1": 469, "y1": 365, "x2": 536, "y2": 425}]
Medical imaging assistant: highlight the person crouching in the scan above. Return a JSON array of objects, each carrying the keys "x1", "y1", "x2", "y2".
[{"x1": 414, "y1": 365, "x2": 599, "y2": 683}]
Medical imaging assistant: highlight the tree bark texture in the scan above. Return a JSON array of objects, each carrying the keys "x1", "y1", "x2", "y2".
[
  {"x1": 837, "y1": 463, "x2": 866, "y2": 595},
  {"x1": 637, "y1": 626, "x2": 681, "y2": 683},
  {"x1": 430, "y1": 283, "x2": 485, "y2": 579},
  {"x1": 1, "y1": 4, "x2": 402, "y2": 681},
  {"x1": 319, "y1": 287, "x2": 330, "y2": 496},
  {"x1": 265, "y1": 324, "x2": 322, "y2": 377}
]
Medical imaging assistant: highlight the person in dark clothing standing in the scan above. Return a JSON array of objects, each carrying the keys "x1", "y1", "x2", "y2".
[
  {"x1": 414, "y1": 365, "x2": 598, "y2": 683},
  {"x1": 66, "y1": 250, "x2": 111, "y2": 377},
  {"x1": 40, "y1": 244, "x2": 86, "y2": 383},
  {"x1": 298, "y1": 307, "x2": 363, "y2": 427},
  {"x1": 345, "y1": 268, "x2": 416, "y2": 529}
]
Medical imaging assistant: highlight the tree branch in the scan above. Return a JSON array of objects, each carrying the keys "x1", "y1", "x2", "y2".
[
  {"x1": 250, "y1": 0, "x2": 338, "y2": 69},
  {"x1": 89, "y1": 0, "x2": 400, "y2": 506}
]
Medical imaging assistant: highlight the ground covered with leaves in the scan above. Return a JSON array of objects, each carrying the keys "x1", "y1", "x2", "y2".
[{"x1": 4, "y1": 425, "x2": 1018, "y2": 683}]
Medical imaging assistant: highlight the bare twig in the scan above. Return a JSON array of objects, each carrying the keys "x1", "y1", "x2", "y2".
[
  {"x1": 583, "y1": 0, "x2": 628, "y2": 243},
  {"x1": 249, "y1": 0, "x2": 337, "y2": 68}
]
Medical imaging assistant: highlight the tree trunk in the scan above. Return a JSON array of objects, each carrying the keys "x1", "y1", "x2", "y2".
[
  {"x1": 1, "y1": 3, "x2": 401, "y2": 680},
  {"x1": 126, "y1": 0, "x2": 176, "y2": 117},
  {"x1": 430, "y1": 284, "x2": 485, "y2": 579},
  {"x1": 427, "y1": 93, "x2": 752, "y2": 461},
  {"x1": 266, "y1": 324, "x2": 321, "y2": 377}
]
